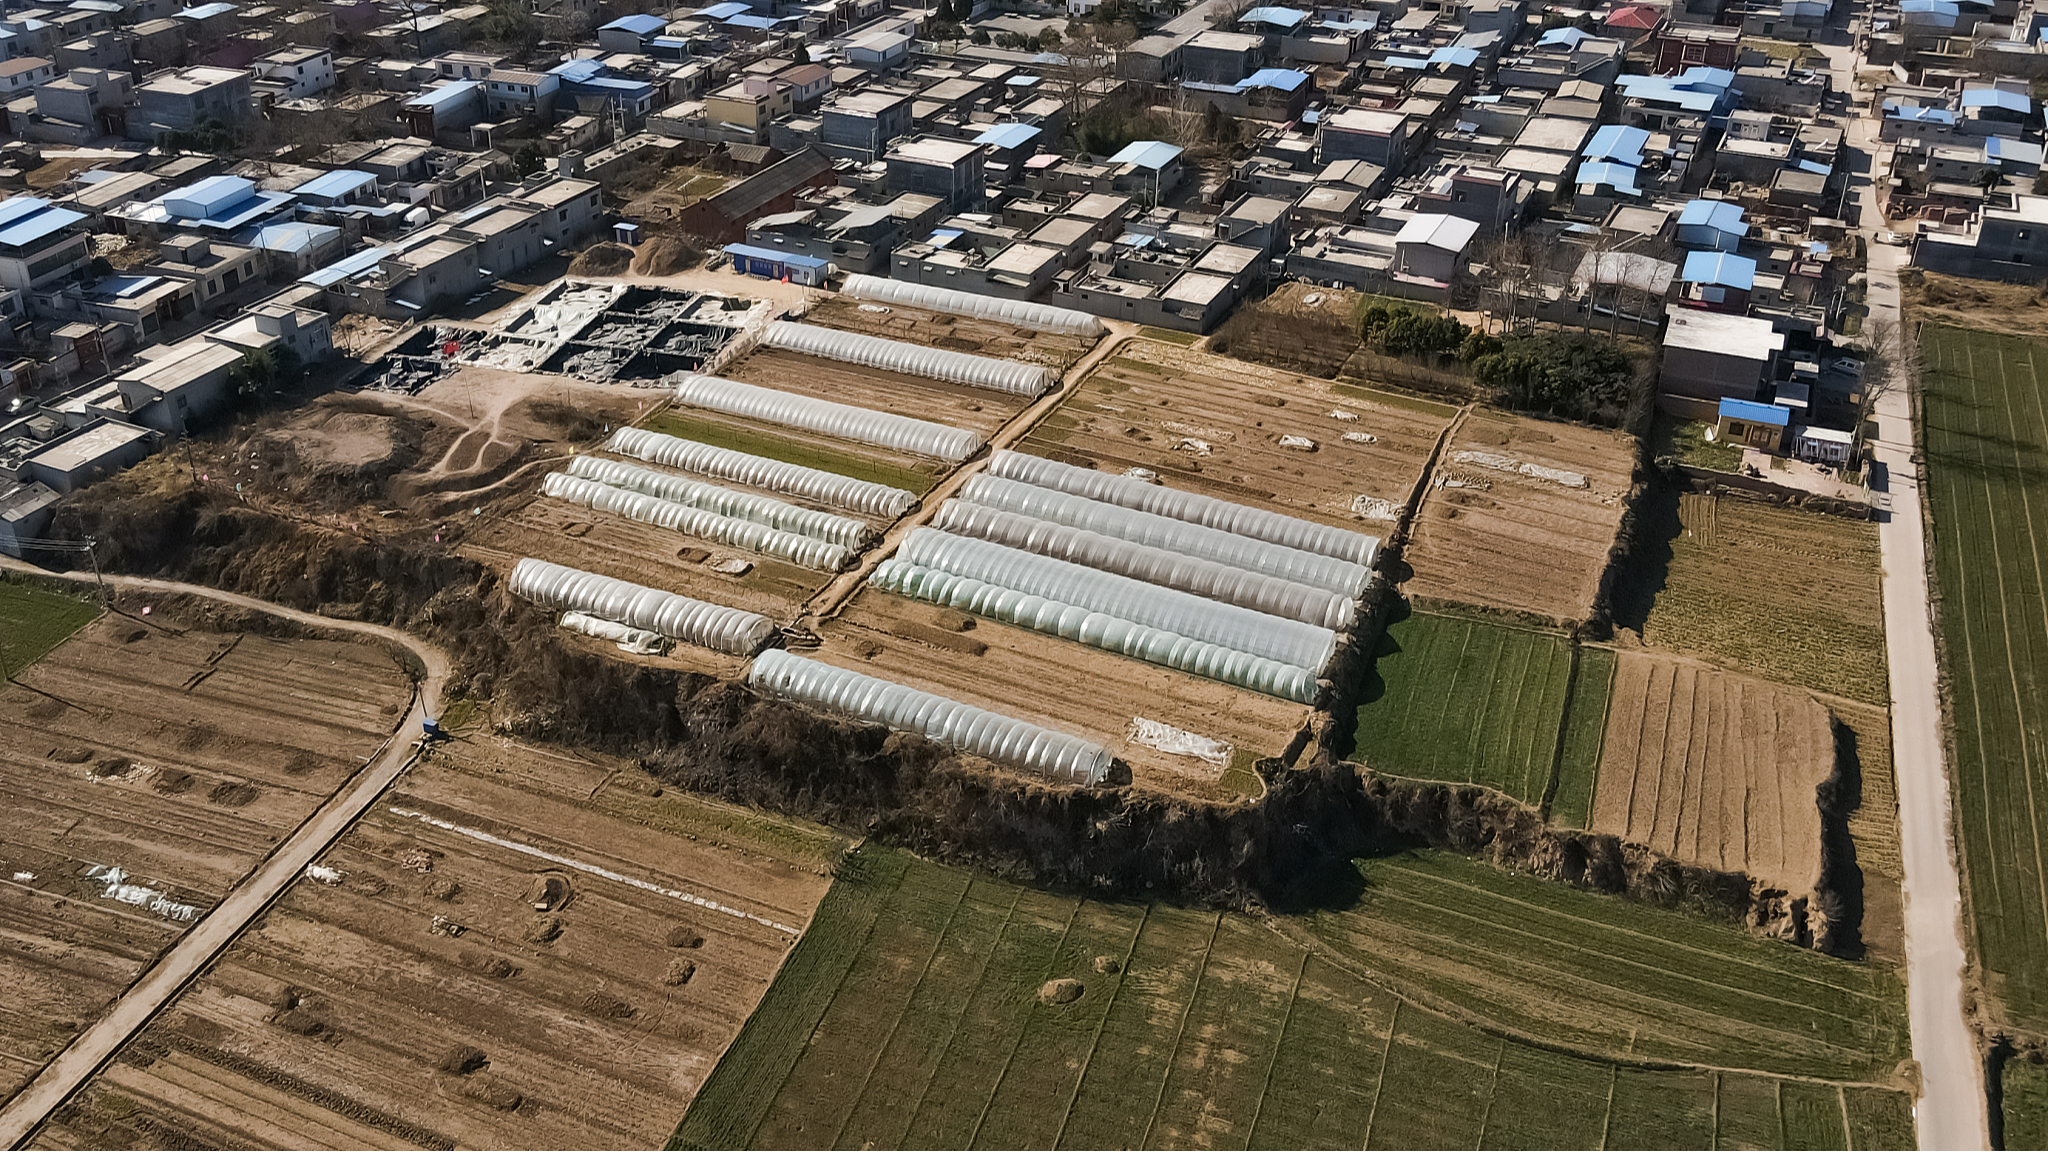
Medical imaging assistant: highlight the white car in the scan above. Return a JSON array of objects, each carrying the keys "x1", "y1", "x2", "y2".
[
  {"x1": 1829, "y1": 357, "x2": 1865, "y2": 378},
  {"x1": 1875, "y1": 229, "x2": 1907, "y2": 245}
]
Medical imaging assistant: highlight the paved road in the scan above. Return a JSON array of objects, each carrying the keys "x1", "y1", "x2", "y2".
[
  {"x1": 1814, "y1": 44, "x2": 1990, "y2": 1150},
  {"x1": 0, "y1": 562, "x2": 450, "y2": 1150}
]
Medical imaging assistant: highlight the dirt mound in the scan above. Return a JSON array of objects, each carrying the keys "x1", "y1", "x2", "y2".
[
  {"x1": 630, "y1": 234, "x2": 702, "y2": 277},
  {"x1": 438, "y1": 1044, "x2": 488, "y2": 1075},
  {"x1": 48, "y1": 747, "x2": 92, "y2": 763},
  {"x1": 664, "y1": 925, "x2": 704, "y2": 948},
  {"x1": 89, "y1": 756, "x2": 131, "y2": 778},
  {"x1": 523, "y1": 915, "x2": 563, "y2": 944},
  {"x1": 1092, "y1": 955, "x2": 1121, "y2": 975},
  {"x1": 176, "y1": 722, "x2": 217, "y2": 751},
  {"x1": 272, "y1": 1007, "x2": 329, "y2": 1037},
  {"x1": 207, "y1": 780, "x2": 259, "y2": 807},
  {"x1": 580, "y1": 991, "x2": 636, "y2": 1019},
  {"x1": 284, "y1": 750, "x2": 322, "y2": 776},
  {"x1": 427, "y1": 877, "x2": 463, "y2": 902},
  {"x1": 459, "y1": 1078, "x2": 523, "y2": 1111},
  {"x1": 455, "y1": 950, "x2": 516, "y2": 978},
  {"x1": 291, "y1": 412, "x2": 412, "y2": 474},
  {"x1": 663, "y1": 958, "x2": 697, "y2": 986},
  {"x1": 1038, "y1": 978, "x2": 1084, "y2": 1005},
  {"x1": 153, "y1": 769, "x2": 194, "y2": 795},
  {"x1": 28, "y1": 696, "x2": 65, "y2": 719},
  {"x1": 569, "y1": 242, "x2": 633, "y2": 276},
  {"x1": 524, "y1": 873, "x2": 572, "y2": 911}
]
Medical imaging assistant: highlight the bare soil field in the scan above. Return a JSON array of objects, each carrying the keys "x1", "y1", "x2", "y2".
[
  {"x1": 722, "y1": 347, "x2": 1029, "y2": 441},
  {"x1": 32, "y1": 737, "x2": 842, "y2": 1151},
  {"x1": 1403, "y1": 409, "x2": 1636, "y2": 623},
  {"x1": 1587, "y1": 651, "x2": 1834, "y2": 894},
  {"x1": 0, "y1": 616, "x2": 409, "y2": 1106},
  {"x1": 1020, "y1": 341, "x2": 1453, "y2": 532},
  {"x1": 817, "y1": 588, "x2": 1308, "y2": 798},
  {"x1": 801, "y1": 294, "x2": 1096, "y2": 371},
  {"x1": 1904, "y1": 268, "x2": 2048, "y2": 339}
]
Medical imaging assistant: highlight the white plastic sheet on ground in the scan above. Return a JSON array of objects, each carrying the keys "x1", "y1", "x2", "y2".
[
  {"x1": 988, "y1": 450, "x2": 1379, "y2": 566},
  {"x1": 839, "y1": 274, "x2": 1106, "y2": 337},
  {"x1": 959, "y1": 473, "x2": 1371, "y2": 598},
  {"x1": 560, "y1": 609, "x2": 671, "y2": 655},
  {"x1": 604, "y1": 427, "x2": 917, "y2": 519},
  {"x1": 567, "y1": 455, "x2": 876, "y2": 549},
  {"x1": 932, "y1": 500, "x2": 1356, "y2": 630},
  {"x1": 749, "y1": 649, "x2": 1112, "y2": 784},
  {"x1": 1451, "y1": 449, "x2": 1590, "y2": 489},
  {"x1": 762, "y1": 320, "x2": 1053, "y2": 396},
  {"x1": 508, "y1": 559, "x2": 778, "y2": 655},
  {"x1": 1126, "y1": 717, "x2": 1233, "y2": 766},
  {"x1": 671, "y1": 372, "x2": 983, "y2": 461},
  {"x1": 895, "y1": 528, "x2": 1335, "y2": 671},
  {"x1": 868, "y1": 557, "x2": 1319, "y2": 703},
  {"x1": 541, "y1": 473, "x2": 854, "y2": 571}
]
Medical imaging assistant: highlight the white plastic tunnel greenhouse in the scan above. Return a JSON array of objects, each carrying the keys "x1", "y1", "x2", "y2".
[
  {"x1": 839, "y1": 274, "x2": 1106, "y2": 337},
  {"x1": 566, "y1": 455, "x2": 876, "y2": 550},
  {"x1": 956, "y1": 474, "x2": 1372, "y2": 599},
  {"x1": 932, "y1": 501, "x2": 1357, "y2": 630},
  {"x1": 749, "y1": 649, "x2": 1113, "y2": 784},
  {"x1": 541, "y1": 474, "x2": 856, "y2": 571},
  {"x1": 987, "y1": 450, "x2": 1380, "y2": 567},
  {"x1": 893, "y1": 527, "x2": 1337, "y2": 671},
  {"x1": 671, "y1": 373, "x2": 984, "y2": 461},
  {"x1": 509, "y1": 559, "x2": 780, "y2": 655},
  {"x1": 604, "y1": 428, "x2": 918, "y2": 520},
  {"x1": 761, "y1": 321, "x2": 1055, "y2": 397},
  {"x1": 867, "y1": 558, "x2": 1320, "y2": 703}
]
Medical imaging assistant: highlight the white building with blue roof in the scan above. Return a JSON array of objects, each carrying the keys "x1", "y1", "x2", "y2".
[
  {"x1": 0, "y1": 196, "x2": 91, "y2": 300},
  {"x1": 1676, "y1": 198, "x2": 1747, "y2": 252}
]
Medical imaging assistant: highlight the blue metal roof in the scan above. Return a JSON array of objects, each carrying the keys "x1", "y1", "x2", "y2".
[
  {"x1": 1883, "y1": 100, "x2": 1957, "y2": 124},
  {"x1": 1683, "y1": 250, "x2": 1756, "y2": 289},
  {"x1": 1678, "y1": 198, "x2": 1745, "y2": 233},
  {"x1": 1719, "y1": 398, "x2": 1790, "y2": 426},
  {"x1": 1961, "y1": 87, "x2": 2030, "y2": 113},
  {"x1": 573, "y1": 75, "x2": 655, "y2": 92},
  {"x1": 1900, "y1": 0, "x2": 1959, "y2": 14},
  {"x1": 290, "y1": 168, "x2": 375, "y2": 200},
  {"x1": 695, "y1": 1, "x2": 748, "y2": 15},
  {"x1": 602, "y1": 12, "x2": 666, "y2": 32},
  {"x1": 1987, "y1": 136, "x2": 2046, "y2": 164},
  {"x1": 1428, "y1": 44, "x2": 1479, "y2": 67},
  {"x1": 1237, "y1": 5, "x2": 1306, "y2": 25},
  {"x1": 1796, "y1": 158, "x2": 1833, "y2": 175},
  {"x1": 177, "y1": 1, "x2": 236, "y2": 17},
  {"x1": 408, "y1": 80, "x2": 479, "y2": 108},
  {"x1": 1241, "y1": 67, "x2": 1307, "y2": 91},
  {"x1": 1108, "y1": 140, "x2": 1183, "y2": 168},
  {"x1": 1537, "y1": 25, "x2": 1590, "y2": 47},
  {"x1": 724, "y1": 13, "x2": 782, "y2": 27},
  {"x1": 1381, "y1": 54, "x2": 1430, "y2": 69},
  {"x1": 251, "y1": 221, "x2": 339, "y2": 255},
  {"x1": 300, "y1": 245, "x2": 390, "y2": 287},
  {"x1": 550, "y1": 58, "x2": 604, "y2": 81},
  {"x1": 974, "y1": 122, "x2": 1041, "y2": 149},
  {"x1": 724, "y1": 242, "x2": 827, "y2": 267},
  {"x1": 0, "y1": 199, "x2": 84, "y2": 249},
  {"x1": 1583, "y1": 123, "x2": 1650, "y2": 164},
  {"x1": 1576, "y1": 161, "x2": 1641, "y2": 196}
]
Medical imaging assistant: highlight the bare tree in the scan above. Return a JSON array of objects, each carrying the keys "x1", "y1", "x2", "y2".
[
  {"x1": 1475, "y1": 232, "x2": 1543, "y2": 334},
  {"x1": 1850, "y1": 315, "x2": 1916, "y2": 453}
]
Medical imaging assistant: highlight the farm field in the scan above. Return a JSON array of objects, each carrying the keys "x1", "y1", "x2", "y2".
[
  {"x1": 721, "y1": 347, "x2": 1030, "y2": 443},
  {"x1": 1402, "y1": 409, "x2": 1636, "y2": 624},
  {"x1": 0, "y1": 614, "x2": 410, "y2": 1107},
  {"x1": 2003, "y1": 1056, "x2": 2048, "y2": 1150},
  {"x1": 801, "y1": 294, "x2": 1097, "y2": 371},
  {"x1": 672, "y1": 845, "x2": 1912, "y2": 1150},
  {"x1": 0, "y1": 581, "x2": 100, "y2": 671},
  {"x1": 1617, "y1": 490, "x2": 1889, "y2": 705},
  {"x1": 1583, "y1": 652, "x2": 1834, "y2": 894},
  {"x1": 1018, "y1": 341, "x2": 1451, "y2": 534},
  {"x1": 1347, "y1": 609, "x2": 1583, "y2": 809},
  {"x1": 1920, "y1": 324, "x2": 2048, "y2": 1032},
  {"x1": 1548, "y1": 646, "x2": 1617, "y2": 828},
  {"x1": 34, "y1": 736, "x2": 844, "y2": 1150},
  {"x1": 813, "y1": 589, "x2": 1307, "y2": 797}
]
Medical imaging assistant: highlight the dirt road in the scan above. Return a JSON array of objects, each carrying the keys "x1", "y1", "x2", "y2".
[
  {"x1": 0, "y1": 560, "x2": 450, "y2": 1150},
  {"x1": 1815, "y1": 37, "x2": 1989, "y2": 1149}
]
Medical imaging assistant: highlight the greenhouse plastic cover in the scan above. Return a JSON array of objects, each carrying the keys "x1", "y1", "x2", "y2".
[
  {"x1": 672, "y1": 372, "x2": 983, "y2": 461},
  {"x1": 509, "y1": 559, "x2": 778, "y2": 655},
  {"x1": 762, "y1": 320, "x2": 1054, "y2": 397},
  {"x1": 560, "y1": 610, "x2": 669, "y2": 655},
  {"x1": 567, "y1": 455, "x2": 876, "y2": 550},
  {"x1": 869, "y1": 557, "x2": 1318, "y2": 703},
  {"x1": 839, "y1": 274, "x2": 1105, "y2": 337},
  {"x1": 605, "y1": 427, "x2": 917, "y2": 519},
  {"x1": 894, "y1": 528, "x2": 1336, "y2": 672},
  {"x1": 750, "y1": 649, "x2": 1112, "y2": 784},
  {"x1": 958, "y1": 474, "x2": 1370, "y2": 598},
  {"x1": 988, "y1": 450, "x2": 1379, "y2": 566},
  {"x1": 933, "y1": 500, "x2": 1356, "y2": 630},
  {"x1": 542, "y1": 473, "x2": 855, "y2": 571}
]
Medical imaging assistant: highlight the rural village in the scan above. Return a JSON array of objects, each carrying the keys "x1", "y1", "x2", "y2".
[{"x1": 0, "y1": 0, "x2": 2042, "y2": 1139}]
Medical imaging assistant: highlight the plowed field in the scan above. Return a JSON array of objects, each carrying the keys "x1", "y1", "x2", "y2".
[{"x1": 802, "y1": 294, "x2": 1096, "y2": 371}]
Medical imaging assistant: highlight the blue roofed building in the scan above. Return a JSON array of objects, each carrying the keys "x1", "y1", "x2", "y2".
[
  {"x1": 1583, "y1": 123, "x2": 1651, "y2": 166},
  {"x1": 1107, "y1": 140, "x2": 1186, "y2": 202},
  {"x1": 1879, "y1": 99, "x2": 1958, "y2": 143},
  {"x1": 1960, "y1": 84, "x2": 2033, "y2": 137},
  {"x1": 551, "y1": 60, "x2": 658, "y2": 123},
  {"x1": 0, "y1": 196, "x2": 92, "y2": 302},
  {"x1": 289, "y1": 169, "x2": 377, "y2": 209},
  {"x1": 598, "y1": 12, "x2": 667, "y2": 52},
  {"x1": 403, "y1": 79, "x2": 484, "y2": 139},
  {"x1": 974, "y1": 122, "x2": 1043, "y2": 166},
  {"x1": 121, "y1": 174, "x2": 296, "y2": 234},
  {"x1": 1679, "y1": 249, "x2": 1757, "y2": 311},
  {"x1": 1614, "y1": 67, "x2": 1736, "y2": 129},
  {"x1": 1676, "y1": 198, "x2": 1747, "y2": 251},
  {"x1": 1714, "y1": 397, "x2": 1793, "y2": 452}
]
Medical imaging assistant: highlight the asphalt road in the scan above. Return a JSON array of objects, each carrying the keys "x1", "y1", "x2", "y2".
[
  {"x1": 0, "y1": 562, "x2": 449, "y2": 1150},
  {"x1": 1814, "y1": 40, "x2": 1990, "y2": 1150}
]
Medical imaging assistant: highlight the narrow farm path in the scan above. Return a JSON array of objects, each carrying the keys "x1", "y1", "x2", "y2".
[{"x1": 0, "y1": 559, "x2": 451, "y2": 1150}]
